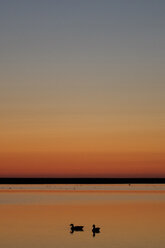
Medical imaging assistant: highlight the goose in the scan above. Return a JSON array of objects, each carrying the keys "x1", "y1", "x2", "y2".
[
  {"x1": 70, "y1": 224, "x2": 84, "y2": 232},
  {"x1": 92, "y1": 224, "x2": 100, "y2": 233}
]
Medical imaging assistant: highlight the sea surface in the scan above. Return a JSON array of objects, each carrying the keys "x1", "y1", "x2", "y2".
[{"x1": 0, "y1": 184, "x2": 165, "y2": 248}]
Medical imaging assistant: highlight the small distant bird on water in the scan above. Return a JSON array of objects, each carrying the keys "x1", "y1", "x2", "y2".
[
  {"x1": 92, "y1": 224, "x2": 100, "y2": 237},
  {"x1": 70, "y1": 224, "x2": 84, "y2": 233}
]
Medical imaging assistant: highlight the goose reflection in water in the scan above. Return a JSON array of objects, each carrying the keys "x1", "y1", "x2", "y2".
[{"x1": 70, "y1": 224, "x2": 84, "y2": 234}]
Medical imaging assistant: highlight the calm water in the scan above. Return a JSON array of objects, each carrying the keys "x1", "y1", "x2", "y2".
[{"x1": 0, "y1": 185, "x2": 165, "y2": 248}]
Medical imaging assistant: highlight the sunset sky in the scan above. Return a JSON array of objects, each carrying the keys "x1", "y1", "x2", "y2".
[{"x1": 0, "y1": 1, "x2": 165, "y2": 177}]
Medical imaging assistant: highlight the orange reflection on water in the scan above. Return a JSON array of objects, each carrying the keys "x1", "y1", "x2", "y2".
[{"x1": 0, "y1": 191, "x2": 165, "y2": 248}]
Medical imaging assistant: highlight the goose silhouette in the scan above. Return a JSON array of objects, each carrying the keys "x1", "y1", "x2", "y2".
[
  {"x1": 70, "y1": 224, "x2": 84, "y2": 233},
  {"x1": 92, "y1": 225, "x2": 100, "y2": 237}
]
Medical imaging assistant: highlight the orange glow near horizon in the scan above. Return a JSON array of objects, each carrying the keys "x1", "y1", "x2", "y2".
[
  {"x1": 1, "y1": 111, "x2": 165, "y2": 177},
  {"x1": 0, "y1": 151, "x2": 165, "y2": 177}
]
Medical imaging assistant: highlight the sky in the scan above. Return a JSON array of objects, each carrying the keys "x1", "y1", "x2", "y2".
[{"x1": 0, "y1": 0, "x2": 165, "y2": 177}]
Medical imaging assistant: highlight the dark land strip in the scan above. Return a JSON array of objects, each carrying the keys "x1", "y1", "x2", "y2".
[{"x1": 0, "y1": 178, "x2": 165, "y2": 184}]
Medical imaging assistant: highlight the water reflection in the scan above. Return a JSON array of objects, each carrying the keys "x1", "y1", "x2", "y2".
[{"x1": 0, "y1": 191, "x2": 165, "y2": 248}]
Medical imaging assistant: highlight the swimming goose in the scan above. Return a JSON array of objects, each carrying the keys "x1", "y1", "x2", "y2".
[
  {"x1": 92, "y1": 224, "x2": 100, "y2": 233},
  {"x1": 70, "y1": 224, "x2": 84, "y2": 231}
]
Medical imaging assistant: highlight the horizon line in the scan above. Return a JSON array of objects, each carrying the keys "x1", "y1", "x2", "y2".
[{"x1": 0, "y1": 178, "x2": 165, "y2": 184}]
